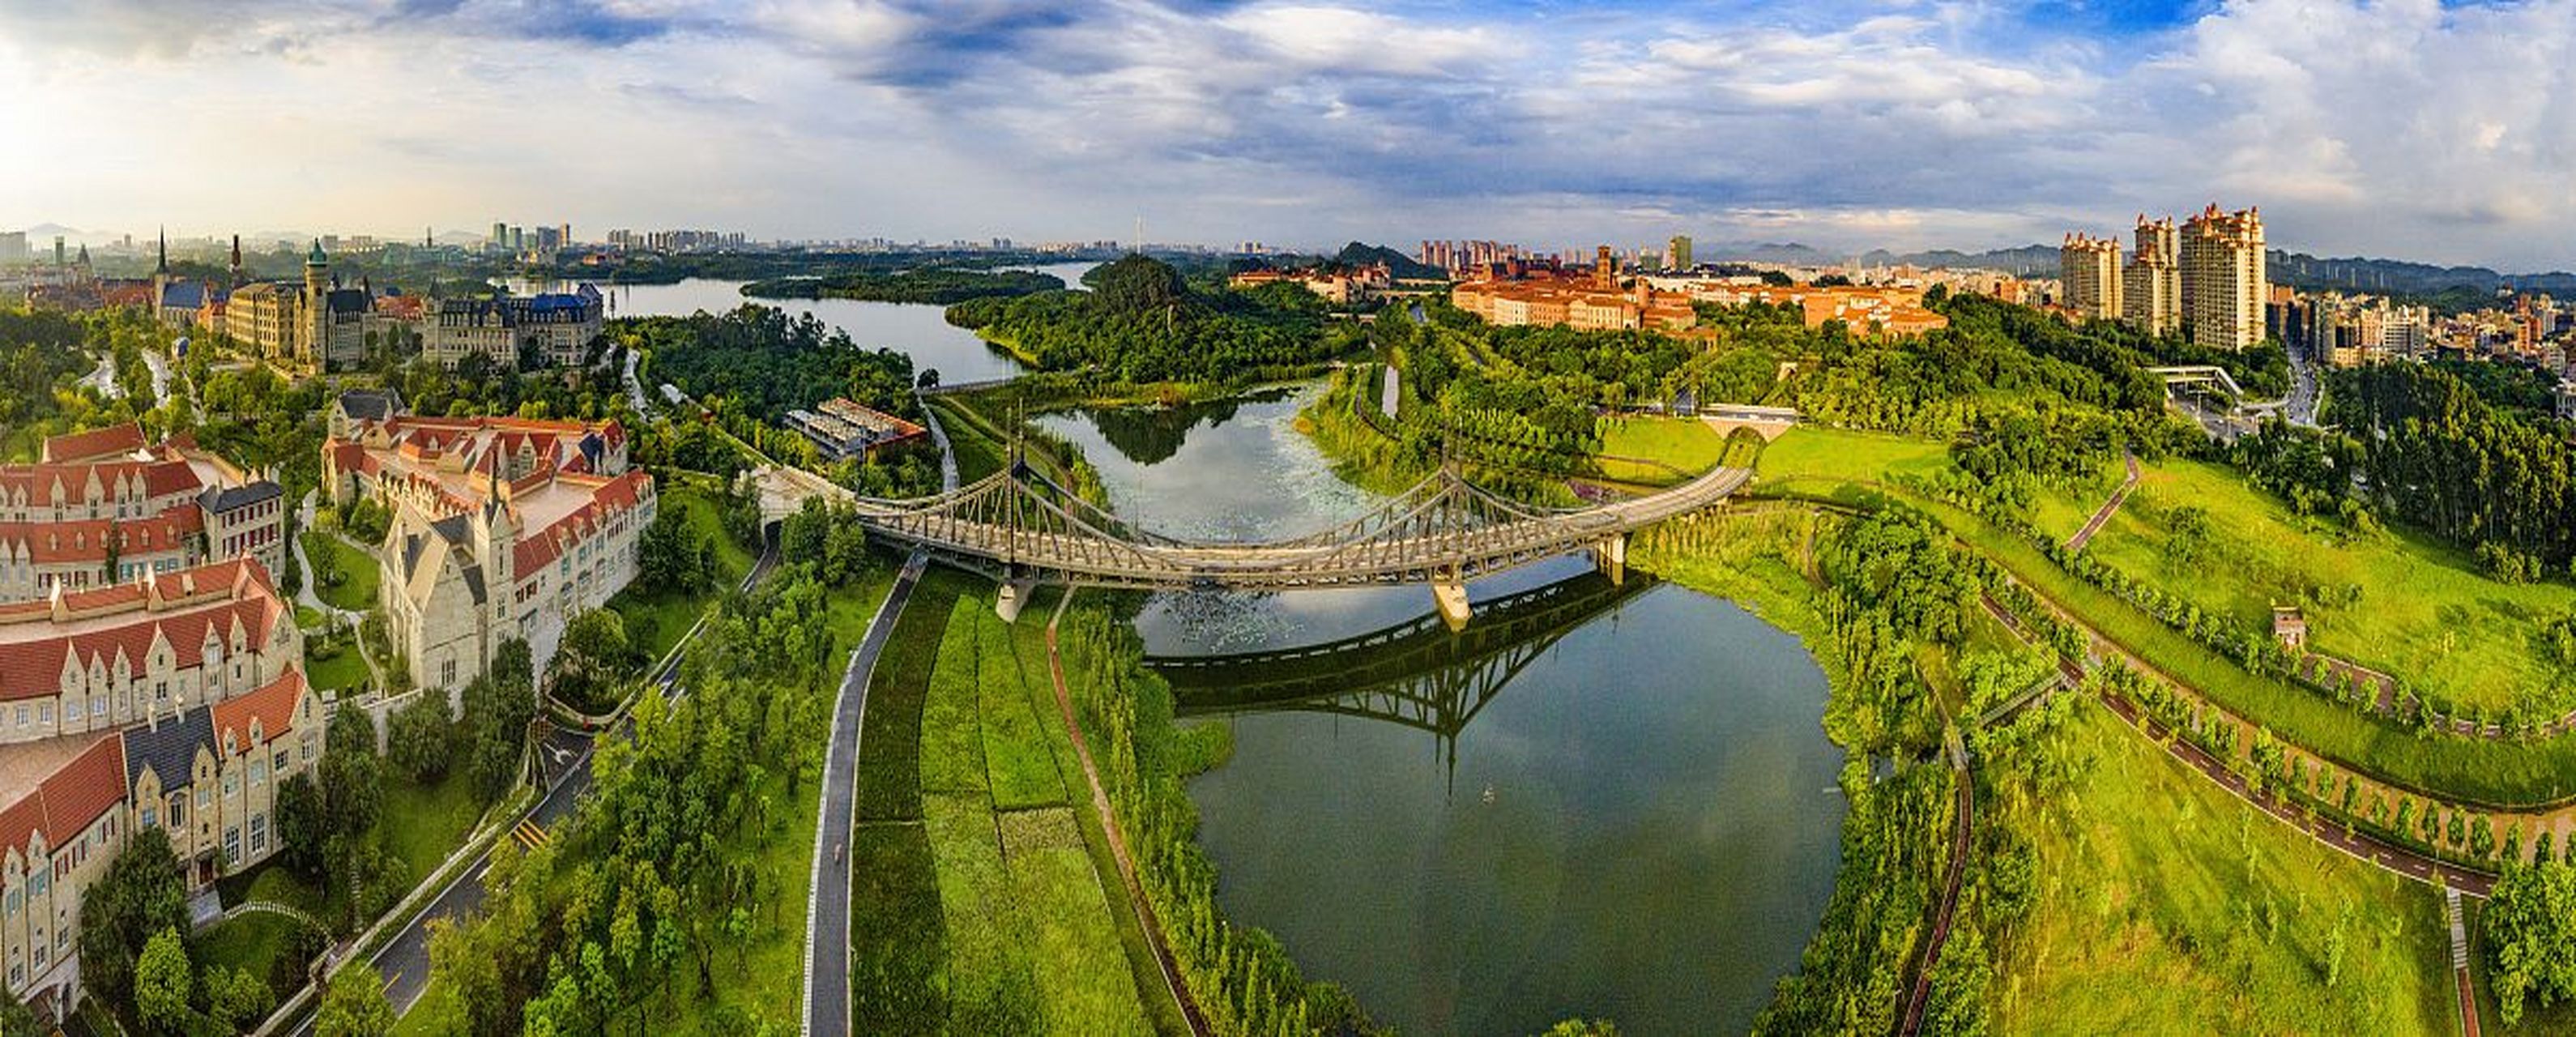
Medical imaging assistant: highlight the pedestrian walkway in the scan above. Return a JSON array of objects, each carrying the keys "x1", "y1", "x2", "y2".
[
  {"x1": 2447, "y1": 888, "x2": 2480, "y2": 1037},
  {"x1": 2065, "y1": 451, "x2": 2141, "y2": 552}
]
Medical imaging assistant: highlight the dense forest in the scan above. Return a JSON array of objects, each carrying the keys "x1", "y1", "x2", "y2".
[
  {"x1": 739, "y1": 267, "x2": 1062, "y2": 305},
  {"x1": 624, "y1": 304, "x2": 919, "y2": 423},
  {"x1": 2327, "y1": 362, "x2": 2576, "y2": 576},
  {"x1": 946, "y1": 254, "x2": 1363, "y2": 383}
]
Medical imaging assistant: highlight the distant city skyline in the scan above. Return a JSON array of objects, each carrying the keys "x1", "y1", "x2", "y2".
[{"x1": 6, "y1": 1, "x2": 2576, "y2": 269}]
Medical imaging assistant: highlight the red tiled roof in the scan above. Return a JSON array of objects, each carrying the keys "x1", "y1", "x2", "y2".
[
  {"x1": 0, "y1": 507, "x2": 205, "y2": 565},
  {"x1": 511, "y1": 469, "x2": 652, "y2": 576},
  {"x1": 211, "y1": 667, "x2": 305, "y2": 749},
  {"x1": 0, "y1": 734, "x2": 126, "y2": 856},
  {"x1": 42, "y1": 423, "x2": 147, "y2": 464},
  {"x1": 0, "y1": 558, "x2": 285, "y2": 702},
  {"x1": 0, "y1": 459, "x2": 205, "y2": 508}
]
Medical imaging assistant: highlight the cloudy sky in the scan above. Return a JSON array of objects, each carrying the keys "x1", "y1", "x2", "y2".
[{"x1": 2, "y1": 0, "x2": 2572, "y2": 268}]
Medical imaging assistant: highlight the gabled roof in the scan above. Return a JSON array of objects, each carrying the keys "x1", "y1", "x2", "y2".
[
  {"x1": 199, "y1": 481, "x2": 284, "y2": 514},
  {"x1": 42, "y1": 423, "x2": 147, "y2": 464},
  {"x1": 2, "y1": 734, "x2": 129, "y2": 856},
  {"x1": 209, "y1": 667, "x2": 305, "y2": 749},
  {"x1": 122, "y1": 706, "x2": 212, "y2": 793}
]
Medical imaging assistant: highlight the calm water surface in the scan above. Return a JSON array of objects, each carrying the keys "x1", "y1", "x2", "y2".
[
  {"x1": 513, "y1": 261, "x2": 1095, "y2": 385},
  {"x1": 1039, "y1": 386, "x2": 1845, "y2": 1035}
]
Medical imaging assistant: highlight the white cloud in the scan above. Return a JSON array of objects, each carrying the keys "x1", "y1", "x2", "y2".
[{"x1": 2, "y1": 0, "x2": 2576, "y2": 267}]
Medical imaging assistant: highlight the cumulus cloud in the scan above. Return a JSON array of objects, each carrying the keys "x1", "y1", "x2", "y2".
[{"x1": 2, "y1": 0, "x2": 2574, "y2": 267}]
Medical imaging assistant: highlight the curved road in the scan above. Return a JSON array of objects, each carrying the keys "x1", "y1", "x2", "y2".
[{"x1": 283, "y1": 544, "x2": 778, "y2": 1034}]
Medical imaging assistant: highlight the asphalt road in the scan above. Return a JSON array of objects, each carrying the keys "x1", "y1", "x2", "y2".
[
  {"x1": 802, "y1": 553, "x2": 926, "y2": 1036},
  {"x1": 282, "y1": 544, "x2": 777, "y2": 1034}
]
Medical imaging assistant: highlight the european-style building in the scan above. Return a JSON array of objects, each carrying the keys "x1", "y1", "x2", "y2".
[
  {"x1": 0, "y1": 557, "x2": 313, "y2": 1021},
  {"x1": 320, "y1": 395, "x2": 650, "y2": 710},
  {"x1": 0, "y1": 424, "x2": 288, "y2": 605}
]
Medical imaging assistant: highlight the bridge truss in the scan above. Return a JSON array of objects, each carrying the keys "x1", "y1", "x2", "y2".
[{"x1": 835, "y1": 459, "x2": 1749, "y2": 594}]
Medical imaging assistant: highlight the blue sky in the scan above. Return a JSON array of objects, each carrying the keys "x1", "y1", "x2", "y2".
[{"x1": 3, "y1": 0, "x2": 2574, "y2": 268}]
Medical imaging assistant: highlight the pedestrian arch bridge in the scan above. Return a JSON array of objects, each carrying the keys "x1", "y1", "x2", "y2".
[{"x1": 753, "y1": 459, "x2": 1749, "y2": 626}]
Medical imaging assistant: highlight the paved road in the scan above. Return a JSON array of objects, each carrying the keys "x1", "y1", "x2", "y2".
[
  {"x1": 280, "y1": 544, "x2": 777, "y2": 1034},
  {"x1": 1978, "y1": 589, "x2": 2497, "y2": 897},
  {"x1": 802, "y1": 553, "x2": 926, "y2": 1036},
  {"x1": 2064, "y1": 451, "x2": 2140, "y2": 552}
]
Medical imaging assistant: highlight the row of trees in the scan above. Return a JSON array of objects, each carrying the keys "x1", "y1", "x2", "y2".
[{"x1": 411, "y1": 575, "x2": 844, "y2": 1034}]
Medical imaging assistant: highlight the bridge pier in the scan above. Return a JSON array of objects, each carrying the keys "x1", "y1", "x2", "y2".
[
  {"x1": 995, "y1": 578, "x2": 1038, "y2": 623},
  {"x1": 1431, "y1": 579, "x2": 1471, "y2": 633},
  {"x1": 1591, "y1": 532, "x2": 1627, "y2": 586}
]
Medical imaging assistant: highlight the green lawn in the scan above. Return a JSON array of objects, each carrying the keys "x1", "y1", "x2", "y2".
[
  {"x1": 605, "y1": 481, "x2": 758, "y2": 663},
  {"x1": 1753, "y1": 425, "x2": 1955, "y2": 487},
  {"x1": 1752, "y1": 426, "x2": 2576, "y2": 809},
  {"x1": 861, "y1": 581, "x2": 1158, "y2": 1035},
  {"x1": 194, "y1": 910, "x2": 315, "y2": 1003},
  {"x1": 1999, "y1": 700, "x2": 2454, "y2": 1034},
  {"x1": 380, "y1": 766, "x2": 484, "y2": 890},
  {"x1": 2036, "y1": 458, "x2": 2576, "y2": 714},
  {"x1": 976, "y1": 606, "x2": 1069, "y2": 810},
  {"x1": 304, "y1": 531, "x2": 381, "y2": 613},
  {"x1": 303, "y1": 640, "x2": 371, "y2": 693},
  {"x1": 1597, "y1": 415, "x2": 1729, "y2": 483}
]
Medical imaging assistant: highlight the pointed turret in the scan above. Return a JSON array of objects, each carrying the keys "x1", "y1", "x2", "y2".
[{"x1": 155, "y1": 226, "x2": 168, "y2": 275}]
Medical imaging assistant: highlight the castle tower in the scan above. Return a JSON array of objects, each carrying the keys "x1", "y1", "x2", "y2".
[
  {"x1": 151, "y1": 227, "x2": 172, "y2": 324},
  {"x1": 1593, "y1": 245, "x2": 1615, "y2": 289},
  {"x1": 302, "y1": 241, "x2": 331, "y2": 372}
]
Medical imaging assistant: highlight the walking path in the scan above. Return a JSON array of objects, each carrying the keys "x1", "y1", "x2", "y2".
[
  {"x1": 2063, "y1": 450, "x2": 2140, "y2": 552},
  {"x1": 291, "y1": 491, "x2": 365, "y2": 625},
  {"x1": 800, "y1": 553, "x2": 924, "y2": 1037},
  {"x1": 1897, "y1": 736, "x2": 1973, "y2": 1037},
  {"x1": 1976, "y1": 591, "x2": 2499, "y2": 896},
  {"x1": 2447, "y1": 888, "x2": 2480, "y2": 1037},
  {"x1": 1042, "y1": 594, "x2": 1212, "y2": 1037}
]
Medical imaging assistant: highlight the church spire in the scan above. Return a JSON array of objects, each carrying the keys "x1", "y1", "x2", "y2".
[{"x1": 155, "y1": 226, "x2": 168, "y2": 275}]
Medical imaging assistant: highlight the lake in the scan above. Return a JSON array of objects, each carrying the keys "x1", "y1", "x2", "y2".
[
  {"x1": 510, "y1": 261, "x2": 1095, "y2": 385},
  {"x1": 1036, "y1": 385, "x2": 1845, "y2": 1035}
]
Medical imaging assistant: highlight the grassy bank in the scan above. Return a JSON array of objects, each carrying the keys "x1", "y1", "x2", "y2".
[
  {"x1": 303, "y1": 530, "x2": 380, "y2": 613},
  {"x1": 1997, "y1": 700, "x2": 2454, "y2": 1033},
  {"x1": 850, "y1": 572, "x2": 1162, "y2": 1034},
  {"x1": 2026, "y1": 456, "x2": 2576, "y2": 714},
  {"x1": 1752, "y1": 425, "x2": 2576, "y2": 809}
]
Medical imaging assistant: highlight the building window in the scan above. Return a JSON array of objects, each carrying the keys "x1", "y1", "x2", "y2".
[
  {"x1": 141, "y1": 805, "x2": 158, "y2": 830},
  {"x1": 32, "y1": 935, "x2": 45, "y2": 967},
  {"x1": 273, "y1": 749, "x2": 288, "y2": 774},
  {"x1": 89, "y1": 695, "x2": 104, "y2": 719},
  {"x1": 250, "y1": 760, "x2": 267, "y2": 787},
  {"x1": 196, "y1": 787, "x2": 210, "y2": 813},
  {"x1": 223, "y1": 772, "x2": 237, "y2": 796},
  {"x1": 249, "y1": 815, "x2": 267, "y2": 856},
  {"x1": 223, "y1": 826, "x2": 241, "y2": 864},
  {"x1": 29, "y1": 867, "x2": 46, "y2": 896}
]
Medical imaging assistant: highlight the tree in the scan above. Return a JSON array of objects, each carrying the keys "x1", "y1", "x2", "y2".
[
  {"x1": 316, "y1": 962, "x2": 397, "y2": 1037},
  {"x1": 134, "y1": 927, "x2": 191, "y2": 1035},
  {"x1": 2486, "y1": 859, "x2": 2576, "y2": 1025},
  {"x1": 0, "y1": 984, "x2": 38, "y2": 1037},
  {"x1": 546, "y1": 609, "x2": 633, "y2": 712},
  {"x1": 465, "y1": 638, "x2": 540, "y2": 801},
  {"x1": 202, "y1": 964, "x2": 275, "y2": 1034},
  {"x1": 275, "y1": 770, "x2": 326, "y2": 881},
  {"x1": 78, "y1": 826, "x2": 187, "y2": 1009},
  {"x1": 386, "y1": 692, "x2": 454, "y2": 783}
]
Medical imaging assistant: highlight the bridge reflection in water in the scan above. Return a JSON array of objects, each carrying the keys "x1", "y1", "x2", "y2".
[{"x1": 1145, "y1": 570, "x2": 1652, "y2": 787}]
